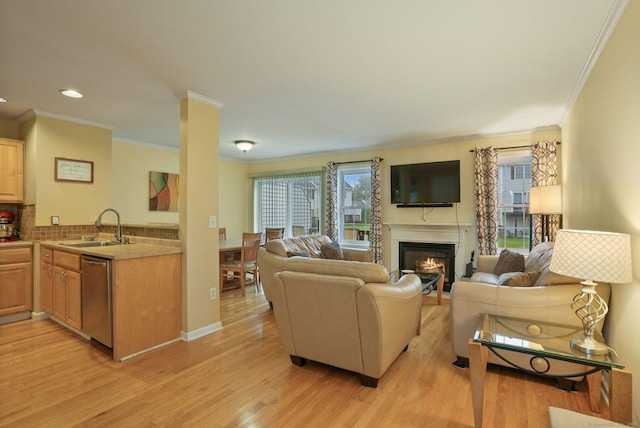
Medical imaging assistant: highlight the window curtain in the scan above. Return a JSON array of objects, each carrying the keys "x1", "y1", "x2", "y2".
[
  {"x1": 370, "y1": 157, "x2": 383, "y2": 264},
  {"x1": 474, "y1": 147, "x2": 499, "y2": 255},
  {"x1": 531, "y1": 140, "x2": 560, "y2": 245},
  {"x1": 325, "y1": 161, "x2": 338, "y2": 241}
]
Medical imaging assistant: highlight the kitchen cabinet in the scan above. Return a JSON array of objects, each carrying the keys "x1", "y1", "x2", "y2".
[
  {"x1": 41, "y1": 249, "x2": 53, "y2": 313},
  {"x1": 0, "y1": 138, "x2": 25, "y2": 203},
  {"x1": 0, "y1": 246, "x2": 33, "y2": 316},
  {"x1": 51, "y1": 250, "x2": 82, "y2": 329}
]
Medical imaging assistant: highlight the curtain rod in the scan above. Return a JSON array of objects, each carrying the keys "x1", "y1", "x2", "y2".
[
  {"x1": 334, "y1": 158, "x2": 383, "y2": 165},
  {"x1": 469, "y1": 141, "x2": 561, "y2": 153}
]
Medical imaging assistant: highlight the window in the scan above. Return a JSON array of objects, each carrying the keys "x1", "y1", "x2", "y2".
[
  {"x1": 497, "y1": 153, "x2": 532, "y2": 253},
  {"x1": 253, "y1": 171, "x2": 322, "y2": 237},
  {"x1": 338, "y1": 165, "x2": 371, "y2": 245}
]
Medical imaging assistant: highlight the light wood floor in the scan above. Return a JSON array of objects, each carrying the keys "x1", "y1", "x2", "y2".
[{"x1": 1, "y1": 288, "x2": 608, "y2": 427}]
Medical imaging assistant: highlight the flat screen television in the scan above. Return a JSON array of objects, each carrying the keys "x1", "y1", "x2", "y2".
[{"x1": 390, "y1": 160, "x2": 460, "y2": 207}]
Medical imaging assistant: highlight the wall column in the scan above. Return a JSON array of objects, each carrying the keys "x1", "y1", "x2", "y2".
[{"x1": 179, "y1": 91, "x2": 223, "y2": 337}]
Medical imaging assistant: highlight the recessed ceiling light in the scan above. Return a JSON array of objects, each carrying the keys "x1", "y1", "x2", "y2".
[
  {"x1": 60, "y1": 89, "x2": 84, "y2": 98},
  {"x1": 0, "y1": 97, "x2": 7, "y2": 103}
]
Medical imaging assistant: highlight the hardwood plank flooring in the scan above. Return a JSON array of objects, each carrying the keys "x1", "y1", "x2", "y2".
[{"x1": 1, "y1": 288, "x2": 608, "y2": 427}]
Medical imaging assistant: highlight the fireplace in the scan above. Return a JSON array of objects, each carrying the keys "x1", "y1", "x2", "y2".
[{"x1": 399, "y1": 242, "x2": 456, "y2": 291}]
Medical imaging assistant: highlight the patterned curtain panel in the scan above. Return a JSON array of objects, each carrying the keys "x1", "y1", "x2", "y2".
[
  {"x1": 474, "y1": 147, "x2": 499, "y2": 255},
  {"x1": 325, "y1": 161, "x2": 339, "y2": 241},
  {"x1": 370, "y1": 157, "x2": 383, "y2": 264},
  {"x1": 531, "y1": 140, "x2": 560, "y2": 245}
]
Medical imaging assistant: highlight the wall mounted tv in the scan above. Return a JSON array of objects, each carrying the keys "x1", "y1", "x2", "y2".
[{"x1": 390, "y1": 160, "x2": 460, "y2": 207}]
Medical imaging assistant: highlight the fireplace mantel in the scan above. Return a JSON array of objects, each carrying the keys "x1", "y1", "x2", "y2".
[{"x1": 385, "y1": 221, "x2": 474, "y2": 281}]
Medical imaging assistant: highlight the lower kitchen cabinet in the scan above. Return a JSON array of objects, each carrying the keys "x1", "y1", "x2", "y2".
[
  {"x1": 46, "y1": 249, "x2": 82, "y2": 330},
  {"x1": 0, "y1": 246, "x2": 33, "y2": 316}
]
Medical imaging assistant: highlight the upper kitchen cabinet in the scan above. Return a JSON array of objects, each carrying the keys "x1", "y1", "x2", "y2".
[{"x1": 0, "y1": 138, "x2": 25, "y2": 202}]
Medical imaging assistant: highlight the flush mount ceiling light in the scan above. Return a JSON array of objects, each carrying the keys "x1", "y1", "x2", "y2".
[
  {"x1": 60, "y1": 89, "x2": 84, "y2": 98},
  {"x1": 0, "y1": 97, "x2": 7, "y2": 103},
  {"x1": 235, "y1": 140, "x2": 255, "y2": 154}
]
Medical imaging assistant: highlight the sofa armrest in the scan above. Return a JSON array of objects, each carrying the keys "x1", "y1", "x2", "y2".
[
  {"x1": 357, "y1": 274, "x2": 422, "y2": 378},
  {"x1": 476, "y1": 255, "x2": 499, "y2": 273}
]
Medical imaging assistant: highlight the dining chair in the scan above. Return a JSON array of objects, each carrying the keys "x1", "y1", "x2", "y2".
[
  {"x1": 219, "y1": 227, "x2": 227, "y2": 240},
  {"x1": 265, "y1": 227, "x2": 285, "y2": 242},
  {"x1": 219, "y1": 232, "x2": 262, "y2": 297},
  {"x1": 292, "y1": 225, "x2": 305, "y2": 237}
]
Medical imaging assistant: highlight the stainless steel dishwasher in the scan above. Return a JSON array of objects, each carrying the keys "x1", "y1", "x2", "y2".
[{"x1": 81, "y1": 255, "x2": 113, "y2": 348}]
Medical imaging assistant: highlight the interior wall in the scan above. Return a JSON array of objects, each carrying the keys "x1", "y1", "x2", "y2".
[
  {"x1": 218, "y1": 158, "x2": 249, "y2": 239},
  {"x1": 28, "y1": 115, "x2": 112, "y2": 226},
  {"x1": 247, "y1": 128, "x2": 561, "y2": 270},
  {"x1": 562, "y1": 1, "x2": 639, "y2": 422},
  {"x1": 111, "y1": 140, "x2": 179, "y2": 224},
  {"x1": 0, "y1": 116, "x2": 20, "y2": 139}
]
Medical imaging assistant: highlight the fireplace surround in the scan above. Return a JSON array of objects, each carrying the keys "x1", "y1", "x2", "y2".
[
  {"x1": 386, "y1": 221, "x2": 472, "y2": 292},
  {"x1": 399, "y1": 242, "x2": 456, "y2": 291}
]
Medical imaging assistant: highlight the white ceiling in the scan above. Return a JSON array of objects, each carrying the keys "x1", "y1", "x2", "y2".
[{"x1": 0, "y1": 0, "x2": 626, "y2": 161}]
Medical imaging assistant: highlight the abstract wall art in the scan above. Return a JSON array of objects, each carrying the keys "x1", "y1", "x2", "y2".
[{"x1": 149, "y1": 171, "x2": 179, "y2": 211}]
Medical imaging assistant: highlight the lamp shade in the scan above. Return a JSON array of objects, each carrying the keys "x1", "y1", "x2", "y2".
[
  {"x1": 529, "y1": 185, "x2": 562, "y2": 214},
  {"x1": 235, "y1": 140, "x2": 254, "y2": 152},
  {"x1": 550, "y1": 229, "x2": 633, "y2": 284}
]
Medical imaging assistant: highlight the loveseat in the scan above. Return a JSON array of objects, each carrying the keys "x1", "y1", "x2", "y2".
[
  {"x1": 449, "y1": 242, "x2": 610, "y2": 380},
  {"x1": 257, "y1": 235, "x2": 371, "y2": 306},
  {"x1": 269, "y1": 255, "x2": 423, "y2": 387}
]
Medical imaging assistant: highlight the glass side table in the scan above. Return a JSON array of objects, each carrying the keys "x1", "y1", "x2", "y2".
[{"x1": 468, "y1": 313, "x2": 632, "y2": 428}]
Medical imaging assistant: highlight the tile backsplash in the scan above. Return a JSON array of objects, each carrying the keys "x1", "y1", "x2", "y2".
[{"x1": 4, "y1": 204, "x2": 180, "y2": 242}]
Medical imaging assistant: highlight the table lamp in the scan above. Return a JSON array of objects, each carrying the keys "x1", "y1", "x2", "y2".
[{"x1": 550, "y1": 229, "x2": 632, "y2": 355}]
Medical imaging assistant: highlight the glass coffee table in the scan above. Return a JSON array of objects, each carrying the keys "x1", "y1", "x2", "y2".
[{"x1": 468, "y1": 313, "x2": 632, "y2": 428}]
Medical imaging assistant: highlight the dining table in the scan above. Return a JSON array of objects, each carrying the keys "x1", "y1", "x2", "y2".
[{"x1": 218, "y1": 239, "x2": 247, "y2": 290}]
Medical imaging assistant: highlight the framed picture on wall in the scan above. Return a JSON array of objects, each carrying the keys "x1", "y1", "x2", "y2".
[{"x1": 55, "y1": 157, "x2": 94, "y2": 183}]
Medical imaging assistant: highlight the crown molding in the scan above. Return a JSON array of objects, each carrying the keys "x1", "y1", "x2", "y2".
[
  {"x1": 185, "y1": 90, "x2": 224, "y2": 108},
  {"x1": 30, "y1": 109, "x2": 113, "y2": 130}
]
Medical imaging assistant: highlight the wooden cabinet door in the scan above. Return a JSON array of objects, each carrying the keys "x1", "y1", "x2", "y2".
[
  {"x1": 0, "y1": 138, "x2": 25, "y2": 202},
  {"x1": 42, "y1": 262, "x2": 54, "y2": 314},
  {"x1": 53, "y1": 266, "x2": 66, "y2": 320},
  {"x1": 0, "y1": 262, "x2": 32, "y2": 315},
  {"x1": 65, "y1": 270, "x2": 82, "y2": 329}
]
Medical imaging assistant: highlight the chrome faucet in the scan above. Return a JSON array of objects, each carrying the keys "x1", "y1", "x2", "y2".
[{"x1": 95, "y1": 208, "x2": 122, "y2": 243}]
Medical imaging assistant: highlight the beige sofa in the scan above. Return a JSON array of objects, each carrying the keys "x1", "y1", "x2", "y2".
[
  {"x1": 270, "y1": 256, "x2": 423, "y2": 387},
  {"x1": 449, "y1": 242, "x2": 610, "y2": 380},
  {"x1": 257, "y1": 235, "x2": 371, "y2": 306}
]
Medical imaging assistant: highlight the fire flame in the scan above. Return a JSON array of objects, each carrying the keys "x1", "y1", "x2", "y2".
[{"x1": 417, "y1": 257, "x2": 446, "y2": 275}]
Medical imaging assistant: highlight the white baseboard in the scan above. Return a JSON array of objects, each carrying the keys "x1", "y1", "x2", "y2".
[
  {"x1": 181, "y1": 322, "x2": 223, "y2": 342},
  {"x1": 31, "y1": 311, "x2": 51, "y2": 321}
]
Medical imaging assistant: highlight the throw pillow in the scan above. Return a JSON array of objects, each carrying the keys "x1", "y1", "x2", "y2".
[
  {"x1": 320, "y1": 241, "x2": 344, "y2": 260},
  {"x1": 494, "y1": 249, "x2": 525, "y2": 275},
  {"x1": 497, "y1": 271, "x2": 541, "y2": 287}
]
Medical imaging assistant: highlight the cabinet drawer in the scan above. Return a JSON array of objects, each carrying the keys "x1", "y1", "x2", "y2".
[
  {"x1": 53, "y1": 250, "x2": 80, "y2": 271},
  {"x1": 42, "y1": 248, "x2": 53, "y2": 263},
  {"x1": 0, "y1": 247, "x2": 31, "y2": 264}
]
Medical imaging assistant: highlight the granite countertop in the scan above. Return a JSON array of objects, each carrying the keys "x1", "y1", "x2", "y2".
[
  {"x1": 41, "y1": 235, "x2": 182, "y2": 260},
  {"x1": 0, "y1": 240, "x2": 34, "y2": 248}
]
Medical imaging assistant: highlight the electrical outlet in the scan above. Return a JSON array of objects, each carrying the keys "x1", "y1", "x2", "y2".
[
  {"x1": 51, "y1": 216, "x2": 59, "y2": 225},
  {"x1": 208, "y1": 215, "x2": 217, "y2": 229},
  {"x1": 209, "y1": 287, "x2": 217, "y2": 300}
]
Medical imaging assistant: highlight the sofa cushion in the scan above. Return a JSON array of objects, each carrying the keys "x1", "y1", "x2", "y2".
[
  {"x1": 320, "y1": 241, "x2": 344, "y2": 260},
  {"x1": 285, "y1": 257, "x2": 390, "y2": 283},
  {"x1": 470, "y1": 272, "x2": 499, "y2": 284},
  {"x1": 287, "y1": 249, "x2": 310, "y2": 258},
  {"x1": 265, "y1": 235, "x2": 332, "y2": 259},
  {"x1": 497, "y1": 271, "x2": 541, "y2": 287},
  {"x1": 526, "y1": 242, "x2": 582, "y2": 286},
  {"x1": 494, "y1": 249, "x2": 525, "y2": 275}
]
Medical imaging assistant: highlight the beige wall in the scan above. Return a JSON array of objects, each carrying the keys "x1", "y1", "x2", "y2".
[
  {"x1": 23, "y1": 115, "x2": 112, "y2": 226},
  {"x1": 247, "y1": 128, "x2": 561, "y2": 267},
  {"x1": 111, "y1": 140, "x2": 179, "y2": 224},
  {"x1": 562, "y1": 1, "x2": 639, "y2": 421},
  {"x1": 0, "y1": 116, "x2": 20, "y2": 140},
  {"x1": 218, "y1": 158, "x2": 250, "y2": 239}
]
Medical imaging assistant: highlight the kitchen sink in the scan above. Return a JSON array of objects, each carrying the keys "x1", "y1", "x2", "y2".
[{"x1": 61, "y1": 241, "x2": 125, "y2": 248}]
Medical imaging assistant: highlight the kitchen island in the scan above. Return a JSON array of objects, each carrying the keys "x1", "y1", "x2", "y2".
[{"x1": 41, "y1": 235, "x2": 182, "y2": 361}]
